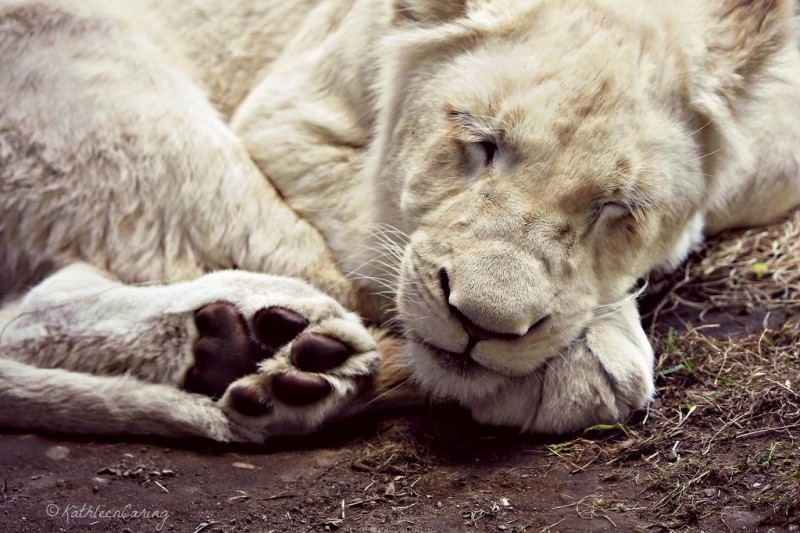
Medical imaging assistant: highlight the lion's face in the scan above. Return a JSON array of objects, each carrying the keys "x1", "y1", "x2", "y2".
[{"x1": 368, "y1": 3, "x2": 711, "y2": 403}]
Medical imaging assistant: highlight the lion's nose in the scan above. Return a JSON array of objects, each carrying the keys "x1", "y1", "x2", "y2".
[{"x1": 438, "y1": 268, "x2": 549, "y2": 342}]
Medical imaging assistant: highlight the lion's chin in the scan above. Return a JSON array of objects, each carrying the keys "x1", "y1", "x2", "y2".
[{"x1": 401, "y1": 338, "x2": 524, "y2": 405}]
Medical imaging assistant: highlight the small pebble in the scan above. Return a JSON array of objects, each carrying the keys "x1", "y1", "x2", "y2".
[
  {"x1": 667, "y1": 450, "x2": 678, "y2": 462},
  {"x1": 45, "y1": 446, "x2": 70, "y2": 461}
]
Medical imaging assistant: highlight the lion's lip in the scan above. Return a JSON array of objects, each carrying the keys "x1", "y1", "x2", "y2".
[{"x1": 410, "y1": 336, "x2": 485, "y2": 374}]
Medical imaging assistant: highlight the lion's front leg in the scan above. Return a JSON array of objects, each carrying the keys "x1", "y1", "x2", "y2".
[
  {"x1": 468, "y1": 300, "x2": 655, "y2": 434},
  {"x1": 1, "y1": 263, "x2": 383, "y2": 442}
]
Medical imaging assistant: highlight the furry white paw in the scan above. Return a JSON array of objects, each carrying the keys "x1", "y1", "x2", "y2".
[
  {"x1": 467, "y1": 301, "x2": 655, "y2": 434},
  {"x1": 179, "y1": 272, "x2": 381, "y2": 442},
  {"x1": 2, "y1": 266, "x2": 380, "y2": 443}
]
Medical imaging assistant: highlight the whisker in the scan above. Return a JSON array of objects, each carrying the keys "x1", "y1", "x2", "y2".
[
  {"x1": 364, "y1": 377, "x2": 414, "y2": 407},
  {"x1": 589, "y1": 281, "x2": 648, "y2": 323}
]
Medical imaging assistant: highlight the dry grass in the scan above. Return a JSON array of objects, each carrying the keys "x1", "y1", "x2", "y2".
[
  {"x1": 651, "y1": 210, "x2": 800, "y2": 320},
  {"x1": 560, "y1": 321, "x2": 800, "y2": 527}
]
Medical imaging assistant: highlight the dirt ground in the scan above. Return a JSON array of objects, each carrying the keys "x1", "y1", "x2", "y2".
[{"x1": 2, "y1": 213, "x2": 799, "y2": 533}]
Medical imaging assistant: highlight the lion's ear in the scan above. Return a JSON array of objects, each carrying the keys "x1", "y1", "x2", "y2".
[
  {"x1": 695, "y1": 0, "x2": 796, "y2": 106},
  {"x1": 392, "y1": 0, "x2": 468, "y2": 25}
]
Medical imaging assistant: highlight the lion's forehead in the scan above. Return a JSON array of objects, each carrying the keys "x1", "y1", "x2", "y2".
[
  {"x1": 432, "y1": 2, "x2": 686, "y2": 156},
  {"x1": 397, "y1": 0, "x2": 709, "y2": 244},
  {"x1": 442, "y1": 1, "x2": 673, "y2": 95},
  {"x1": 435, "y1": 52, "x2": 676, "y2": 204}
]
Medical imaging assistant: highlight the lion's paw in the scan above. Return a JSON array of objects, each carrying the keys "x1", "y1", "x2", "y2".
[
  {"x1": 531, "y1": 309, "x2": 655, "y2": 434},
  {"x1": 530, "y1": 340, "x2": 654, "y2": 434},
  {"x1": 1, "y1": 265, "x2": 380, "y2": 442},
  {"x1": 465, "y1": 302, "x2": 655, "y2": 435},
  {"x1": 183, "y1": 292, "x2": 379, "y2": 442}
]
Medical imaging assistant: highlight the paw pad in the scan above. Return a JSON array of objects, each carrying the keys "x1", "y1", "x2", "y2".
[
  {"x1": 228, "y1": 386, "x2": 273, "y2": 417},
  {"x1": 186, "y1": 301, "x2": 362, "y2": 415},
  {"x1": 291, "y1": 333, "x2": 351, "y2": 372},
  {"x1": 253, "y1": 307, "x2": 308, "y2": 352},
  {"x1": 272, "y1": 372, "x2": 332, "y2": 406},
  {"x1": 185, "y1": 302, "x2": 265, "y2": 398}
]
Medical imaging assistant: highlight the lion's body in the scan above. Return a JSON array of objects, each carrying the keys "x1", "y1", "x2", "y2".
[{"x1": 1, "y1": 0, "x2": 798, "y2": 441}]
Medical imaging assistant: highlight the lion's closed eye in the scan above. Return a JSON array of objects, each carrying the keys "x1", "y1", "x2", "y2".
[
  {"x1": 599, "y1": 202, "x2": 630, "y2": 220},
  {"x1": 463, "y1": 139, "x2": 498, "y2": 168},
  {"x1": 589, "y1": 201, "x2": 630, "y2": 228}
]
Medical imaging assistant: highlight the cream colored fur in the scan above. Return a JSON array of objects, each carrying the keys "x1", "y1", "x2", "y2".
[{"x1": 1, "y1": 0, "x2": 798, "y2": 441}]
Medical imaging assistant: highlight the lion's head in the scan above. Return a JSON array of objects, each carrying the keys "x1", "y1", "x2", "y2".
[{"x1": 356, "y1": 0, "x2": 796, "y2": 411}]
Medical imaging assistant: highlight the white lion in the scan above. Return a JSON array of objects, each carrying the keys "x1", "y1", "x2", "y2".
[{"x1": 1, "y1": 0, "x2": 798, "y2": 442}]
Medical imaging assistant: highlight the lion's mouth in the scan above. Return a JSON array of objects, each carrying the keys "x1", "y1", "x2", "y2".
[{"x1": 410, "y1": 336, "x2": 486, "y2": 375}]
